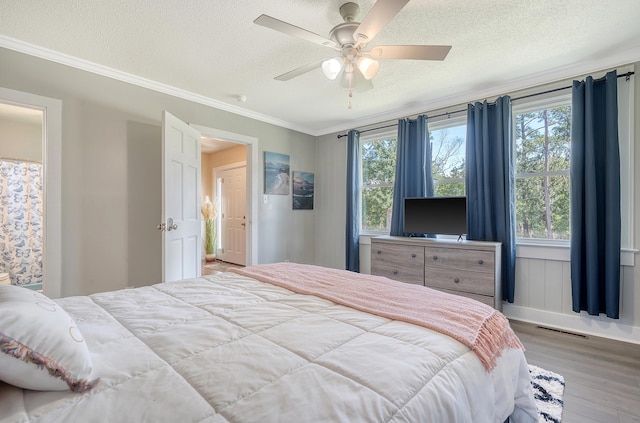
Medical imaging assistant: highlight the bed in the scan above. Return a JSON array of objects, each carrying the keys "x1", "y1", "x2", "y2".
[{"x1": 0, "y1": 263, "x2": 538, "y2": 422}]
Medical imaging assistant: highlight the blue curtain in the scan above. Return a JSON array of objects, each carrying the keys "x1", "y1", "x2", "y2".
[
  {"x1": 390, "y1": 115, "x2": 434, "y2": 236},
  {"x1": 465, "y1": 96, "x2": 516, "y2": 302},
  {"x1": 570, "y1": 70, "x2": 621, "y2": 319},
  {"x1": 345, "y1": 129, "x2": 360, "y2": 272}
]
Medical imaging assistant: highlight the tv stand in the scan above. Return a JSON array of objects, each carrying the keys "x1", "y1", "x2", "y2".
[{"x1": 370, "y1": 236, "x2": 502, "y2": 310}]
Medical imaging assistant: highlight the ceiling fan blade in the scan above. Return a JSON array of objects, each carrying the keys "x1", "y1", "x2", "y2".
[
  {"x1": 274, "y1": 60, "x2": 324, "y2": 81},
  {"x1": 354, "y1": 0, "x2": 410, "y2": 45},
  {"x1": 365, "y1": 45, "x2": 452, "y2": 60},
  {"x1": 254, "y1": 15, "x2": 339, "y2": 50}
]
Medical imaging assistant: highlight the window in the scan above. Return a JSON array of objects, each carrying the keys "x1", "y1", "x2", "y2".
[
  {"x1": 513, "y1": 95, "x2": 572, "y2": 241},
  {"x1": 430, "y1": 120, "x2": 466, "y2": 197},
  {"x1": 359, "y1": 119, "x2": 467, "y2": 233},
  {"x1": 357, "y1": 70, "x2": 634, "y2": 254},
  {"x1": 360, "y1": 131, "x2": 396, "y2": 232}
]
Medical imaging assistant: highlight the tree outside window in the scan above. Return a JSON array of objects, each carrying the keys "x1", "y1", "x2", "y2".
[
  {"x1": 360, "y1": 123, "x2": 467, "y2": 233},
  {"x1": 361, "y1": 136, "x2": 396, "y2": 232},
  {"x1": 514, "y1": 104, "x2": 571, "y2": 240},
  {"x1": 431, "y1": 124, "x2": 466, "y2": 197}
]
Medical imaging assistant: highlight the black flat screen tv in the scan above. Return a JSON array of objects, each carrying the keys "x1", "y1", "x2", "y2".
[{"x1": 403, "y1": 196, "x2": 467, "y2": 236}]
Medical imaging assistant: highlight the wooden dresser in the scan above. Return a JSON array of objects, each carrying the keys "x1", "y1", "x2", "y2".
[{"x1": 370, "y1": 236, "x2": 502, "y2": 310}]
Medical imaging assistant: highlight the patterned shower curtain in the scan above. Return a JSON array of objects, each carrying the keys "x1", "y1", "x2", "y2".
[{"x1": 0, "y1": 160, "x2": 43, "y2": 286}]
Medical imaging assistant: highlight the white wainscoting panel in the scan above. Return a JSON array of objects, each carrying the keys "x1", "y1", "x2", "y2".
[{"x1": 506, "y1": 257, "x2": 640, "y2": 344}]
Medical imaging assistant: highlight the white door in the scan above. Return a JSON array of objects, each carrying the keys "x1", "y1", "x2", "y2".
[
  {"x1": 219, "y1": 166, "x2": 246, "y2": 265},
  {"x1": 162, "y1": 111, "x2": 201, "y2": 282}
]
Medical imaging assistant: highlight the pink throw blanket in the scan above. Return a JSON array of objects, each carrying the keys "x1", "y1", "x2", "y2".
[{"x1": 230, "y1": 262, "x2": 523, "y2": 371}]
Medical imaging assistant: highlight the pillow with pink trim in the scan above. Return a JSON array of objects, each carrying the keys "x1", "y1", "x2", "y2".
[{"x1": 0, "y1": 285, "x2": 98, "y2": 392}]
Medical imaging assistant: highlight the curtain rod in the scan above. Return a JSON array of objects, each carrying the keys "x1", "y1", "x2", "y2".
[{"x1": 336, "y1": 71, "x2": 634, "y2": 139}]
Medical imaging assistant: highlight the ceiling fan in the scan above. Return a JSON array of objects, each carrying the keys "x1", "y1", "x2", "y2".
[{"x1": 254, "y1": 0, "x2": 451, "y2": 104}]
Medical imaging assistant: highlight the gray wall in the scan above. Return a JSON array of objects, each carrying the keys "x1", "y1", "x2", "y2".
[{"x1": 0, "y1": 47, "x2": 316, "y2": 296}]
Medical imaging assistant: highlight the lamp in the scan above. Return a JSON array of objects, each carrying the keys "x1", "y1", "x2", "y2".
[
  {"x1": 356, "y1": 57, "x2": 379, "y2": 80},
  {"x1": 321, "y1": 57, "x2": 344, "y2": 80}
]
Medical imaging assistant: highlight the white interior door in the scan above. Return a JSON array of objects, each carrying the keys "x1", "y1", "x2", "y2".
[
  {"x1": 219, "y1": 166, "x2": 246, "y2": 265},
  {"x1": 162, "y1": 111, "x2": 201, "y2": 282}
]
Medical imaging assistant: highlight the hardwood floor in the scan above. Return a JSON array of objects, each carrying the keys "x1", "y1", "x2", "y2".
[
  {"x1": 510, "y1": 320, "x2": 640, "y2": 423},
  {"x1": 201, "y1": 259, "x2": 244, "y2": 276}
]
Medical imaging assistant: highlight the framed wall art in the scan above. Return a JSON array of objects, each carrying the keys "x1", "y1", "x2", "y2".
[
  {"x1": 292, "y1": 171, "x2": 314, "y2": 210},
  {"x1": 264, "y1": 151, "x2": 290, "y2": 195}
]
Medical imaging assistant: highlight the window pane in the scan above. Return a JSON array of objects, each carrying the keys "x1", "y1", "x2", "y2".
[
  {"x1": 362, "y1": 186, "x2": 394, "y2": 232},
  {"x1": 515, "y1": 175, "x2": 570, "y2": 240},
  {"x1": 514, "y1": 104, "x2": 571, "y2": 241},
  {"x1": 434, "y1": 181, "x2": 465, "y2": 197},
  {"x1": 431, "y1": 125, "x2": 466, "y2": 180},
  {"x1": 515, "y1": 106, "x2": 571, "y2": 174},
  {"x1": 362, "y1": 138, "x2": 397, "y2": 185}
]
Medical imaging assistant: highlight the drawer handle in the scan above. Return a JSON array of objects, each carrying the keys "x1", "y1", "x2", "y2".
[
  {"x1": 393, "y1": 270, "x2": 398, "y2": 275},
  {"x1": 432, "y1": 255, "x2": 438, "y2": 261},
  {"x1": 478, "y1": 259, "x2": 484, "y2": 265},
  {"x1": 377, "y1": 250, "x2": 382, "y2": 254},
  {"x1": 411, "y1": 253, "x2": 416, "y2": 258},
  {"x1": 454, "y1": 278, "x2": 460, "y2": 283}
]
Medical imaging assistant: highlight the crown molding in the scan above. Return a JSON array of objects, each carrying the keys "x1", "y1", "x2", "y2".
[
  {"x1": 2, "y1": 35, "x2": 638, "y2": 138},
  {"x1": 0, "y1": 35, "x2": 315, "y2": 135}
]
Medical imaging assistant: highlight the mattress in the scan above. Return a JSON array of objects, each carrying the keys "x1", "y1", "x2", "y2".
[{"x1": 0, "y1": 265, "x2": 538, "y2": 422}]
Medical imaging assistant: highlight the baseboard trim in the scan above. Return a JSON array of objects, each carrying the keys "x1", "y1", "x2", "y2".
[{"x1": 503, "y1": 304, "x2": 640, "y2": 345}]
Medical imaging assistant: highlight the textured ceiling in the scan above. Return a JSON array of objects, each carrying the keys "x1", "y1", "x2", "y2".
[{"x1": 1, "y1": 0, "x2": 639, "y2": 136}]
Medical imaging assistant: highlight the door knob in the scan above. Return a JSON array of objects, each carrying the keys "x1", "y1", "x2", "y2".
[
  {"x1": 156, "y1": 223, "x2": 166, "y2": 231},
  {"x1": 166, "y1": 217, "x2": 178, "y2": 231}
]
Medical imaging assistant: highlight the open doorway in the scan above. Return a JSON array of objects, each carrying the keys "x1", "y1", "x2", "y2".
[
  {"x1": 0, "y1": 103, "x2": 44, "y2": 290},
  {"x1": 192, "y1": 124, "x2": 258, "y2": 274},
  {"x1": 0, "y1": 88, "x2": 61, "y2": 298},
  {"x1": 200, "y1": 137, "x2": 247, "y2": 269}
]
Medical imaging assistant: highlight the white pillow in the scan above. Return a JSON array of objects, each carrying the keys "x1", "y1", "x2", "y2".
[{"x1": 0, "y1": 285, "x2": 98, "y2": 392}]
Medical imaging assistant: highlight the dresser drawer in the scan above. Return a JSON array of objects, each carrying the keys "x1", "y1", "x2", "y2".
[
  {"x1": 371, "y1": 242, "x2": 424, "y2": 285},
  {"x1": 370, "y1": 236, "x2": 501, "y2": 310},
  {"x1": 424, "y1": 246, "x2": 494, "y2": 274},
  {"x1": 437, "y1": 288, "x2": 495, "y2": 307},
  {"x1": 424, "y1": 266, "x2": 494, "y2": 296}
]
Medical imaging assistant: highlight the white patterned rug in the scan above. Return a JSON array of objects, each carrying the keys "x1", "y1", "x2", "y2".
[{"x1": 529, "y1": 365, "x2": 565, "y2": 423}]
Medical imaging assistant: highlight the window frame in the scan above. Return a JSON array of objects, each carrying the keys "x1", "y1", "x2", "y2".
[
  {"x1": 512, "y1": 71, "x2": 635, "y2": 265},
  {"x1": 428, "y1": 115, "x2": 467, "y2": 196},
  {"x1": 511, "y1": 92, "x2": 572, "y2": 245},
  {"x1": 358, "y1": 117, "x2": 470, "y2": 235},
  {"x1": 356, "y1": 71, "x2": 635, "y2": 266},
  {"x1": 358, "y1": 128, "x2": 398, "y2": 235}
]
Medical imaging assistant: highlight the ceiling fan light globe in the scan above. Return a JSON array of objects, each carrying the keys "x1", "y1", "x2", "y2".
[
  {"x1": 322, "y1": 58, "x2": 343, "y2": 80},
  {"x1": 357, "y1": 57, "x2": 379, "y2": 80},
  {"x1": 341, "y1": 71, "x2": 354, "y2": 89}
]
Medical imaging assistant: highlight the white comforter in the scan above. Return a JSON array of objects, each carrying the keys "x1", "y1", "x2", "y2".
[{"x1": 0, "y1": 272, "x2": 538, "y2": 422}]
